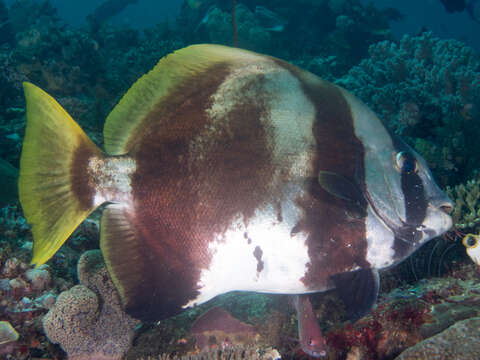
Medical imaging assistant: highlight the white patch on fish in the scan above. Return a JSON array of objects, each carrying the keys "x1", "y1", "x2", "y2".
[
  {"x1": 419, "y1": 204, "x2": 453, "y2": 242},
  {"x1": 88, "y1": 156, "x2": 136, "y2": 207},
  {"x1": 365, "y1": 206, "x2": 395, "y2": 268},
  {"x1": 184, "y1": 184, "x2": 311, "y2": 308},
  {"x1": 200, "y1": 58, "x2": 316, "y2": 182},
  {"x1": 262, "y1": 69, "x2": 316, "y2": 178}
]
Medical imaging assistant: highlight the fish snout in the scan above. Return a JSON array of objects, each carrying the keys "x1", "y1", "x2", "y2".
[{"x1": 303, "y1": 337, "x2": 328, "y2": 358}]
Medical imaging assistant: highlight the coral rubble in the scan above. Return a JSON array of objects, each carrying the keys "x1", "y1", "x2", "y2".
[{"x1": 138, "y1": 346, "x2": 281, "y2": 360}]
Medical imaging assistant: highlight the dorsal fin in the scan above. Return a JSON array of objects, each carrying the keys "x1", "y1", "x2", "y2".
[{"x1": 103, "y1": 44, "x2": 265, "y2": 155}]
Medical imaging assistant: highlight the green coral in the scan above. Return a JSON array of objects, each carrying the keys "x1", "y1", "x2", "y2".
[{"x1": 446, "y1": 178, "x2": 480, "y2": 230}]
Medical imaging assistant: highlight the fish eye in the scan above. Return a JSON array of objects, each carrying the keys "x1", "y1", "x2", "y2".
[
  {"x1": 463, "y1": 234, "x2": 479, "y2": 249},
  {"x1": 395, "y1": 151, "x2": 417, "y2": 174}
]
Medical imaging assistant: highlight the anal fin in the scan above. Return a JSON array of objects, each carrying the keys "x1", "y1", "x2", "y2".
[
  {"x1": 330, "y1": 268, "x2": 379, "y2": 323},
  {"x1": 100, "y1": 204, "x2": 143, "y2": 316},
  {"x1": 100, "y1": 204, "x2": 194, "y2": 321}
]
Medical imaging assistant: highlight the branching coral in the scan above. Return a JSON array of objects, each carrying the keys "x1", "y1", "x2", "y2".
[
  {"x1": 337, "y1": 32, "x2": 480, "y2": 186},
  {"x1": 446, "y1": 178, "x2": 480, "y2": 230}
]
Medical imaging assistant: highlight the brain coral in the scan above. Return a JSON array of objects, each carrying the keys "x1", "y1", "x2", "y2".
[
  {"x1": 42, "y1": 250, "x2": 140, "y2": 360},
  {"x1": 337, "y1": 32, "x2": 480, "y2": 187}
]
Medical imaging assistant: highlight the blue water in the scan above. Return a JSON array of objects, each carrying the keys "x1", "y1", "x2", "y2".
[
  {"x1": 4, "y1": 0, "x2": 480, "y2": 50},
  {"x1": 4, "y1": 0, "x2": 184, "y2": 28},
  {"x1": 364, "y1": 0, "x2": 480, "y2": 51}
]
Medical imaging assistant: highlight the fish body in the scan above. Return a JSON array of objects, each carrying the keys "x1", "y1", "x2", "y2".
[
  {"x1": 292, "y1": 295, "x2": 327, "y2": 357},
  {"x1": 19, "y1": 45, "x2": 453, "y2": 322},
  {"x1": 463, "y1": 233, "x2": 480, "y2": 265}
]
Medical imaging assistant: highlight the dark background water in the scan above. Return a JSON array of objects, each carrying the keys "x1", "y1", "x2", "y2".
[
  {"x1": 365, "y1": 0, "x2": 480, "y2": 51},
  {"x1": 4, "y1": 0, "x2": 183, "y2": 28},
  {"x1": 4, "y1": 0, "x2": 480, "y2": 51}
]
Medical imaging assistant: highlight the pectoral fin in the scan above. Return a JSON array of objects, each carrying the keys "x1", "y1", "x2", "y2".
[
  {"x1": 318, "y1": 171, "x2": 367, "y2": 218},
  {"x1": 330, "y1": 268, "x2": 380, "y2": 323}
]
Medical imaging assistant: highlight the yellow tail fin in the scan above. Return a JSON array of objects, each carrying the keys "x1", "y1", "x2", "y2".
[{"x1": 20, "y1": 82, "x2": 103, "y2": 266}]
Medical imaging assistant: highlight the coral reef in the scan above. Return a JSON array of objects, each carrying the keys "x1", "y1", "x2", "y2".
[
  {"x1": 191, "y1": 3, "x2": 272, "y2": 52},
  {"x1": 0, "y1": 0, "x2": 397, "y2": 166},
  {"x1": 43, "y1": 250, "x2": 140, "y2": 360},
  {"x1": 446, "y1": 177, "x2": 480, "y2": 230},
  {"x1": 0, "y1": 0, "x2": 184, "y2": 162},
  {"x1": 337, "y1": 32, "x2": 480, "y2": 186},
  {"x1": 323, "y1": 262, "x2": 480, "y2": 360},
  {"x1": 126, "y1": 261, "x2": 480, "y2": 360},
  {"x1": 126, "y1": 292, "x2": 281, "y2": 359},
  {"x1": 177, "y1": 0, "x2": 395, "y2": 77},
  {"x1": 0, "y1": 202, "x2": 122, "y2": 359}
]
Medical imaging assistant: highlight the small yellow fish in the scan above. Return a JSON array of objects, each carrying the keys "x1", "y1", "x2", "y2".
[{"x1": 463, "y1": 233, "x2": 480, "y2": 265}]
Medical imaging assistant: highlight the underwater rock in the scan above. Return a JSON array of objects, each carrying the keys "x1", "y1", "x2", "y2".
[
  {"x1": 395, "y1": 317, "x2": 480, "y2": 360},
  {"x1": 1, "y1": 257, "x2": 26, "y2": 278},
  {"x1": 43, "y1": 250, "x2": 140, "y2": 360},
  {"x1": 418, "y1": 278, "x2": 480, "y2": 338},
  {"x1": 25, "y1": 265, "x2": 50, "y2": 291}
]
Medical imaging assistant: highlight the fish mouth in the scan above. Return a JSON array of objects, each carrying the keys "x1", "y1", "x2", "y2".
[
  {"x1": 303, "y1": 347, "x2": 327, "y2": 358},
  {"x1": 363, "y1": 186, "x2": 452, "y2": 248}
]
